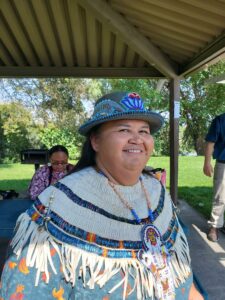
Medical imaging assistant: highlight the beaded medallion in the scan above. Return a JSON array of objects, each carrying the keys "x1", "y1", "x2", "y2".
[{"x1": 138, "y1": 224, "x2": 175, "y2": 300}]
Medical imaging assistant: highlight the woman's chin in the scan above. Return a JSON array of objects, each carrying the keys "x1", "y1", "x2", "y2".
[
  {"x1": 53, "y1": 169, "x2": 64, "y2": 173},
  {"x1": 123, "y1": 162, "x2": 146, "y2": 172}
]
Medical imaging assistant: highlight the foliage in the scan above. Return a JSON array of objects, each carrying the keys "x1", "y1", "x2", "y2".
[
  {"x1": 0, "y1": 102, "x2": 38, "y2": 162},
  {"x1": 39, "y1": 126, "x2": 81, "y2": 160},
  {"x1": 153, "y1": 122, "x2": 170, "y2": 155},
  {"x1": 1, "y1": 78, "x2": 104, "y2": 128},
  {"x1": 1, "y1": 78, "x2": 103, "y2": 161},
  {"x1": 1, "y1": 61, "x2": 225, "y2": 159},
  {"x1": 180, "y1": 61, "x2": 225, "y2": 154}
]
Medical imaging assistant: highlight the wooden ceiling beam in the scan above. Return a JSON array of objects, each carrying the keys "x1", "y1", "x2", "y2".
[
  {"x1": 0, "y1": 67, "x2": 164, "y2": 78},
  {"x1": 79, "y1": 0, "x2": 178, "y2": 78},
  {"x1": 112, "y1": 0, "x2": 219, "y2": 35},
  {"x1": 180, "y1": 0, "x2": 225, "y2": 17},
  {"x1": 1, "y1": 16, "x2": 27, "y2": 66},
  {"x1": 0, "y1": 43, "x2": 16, "y2": 66},
  {"x1": 1, "y1": 0, "x2": 39, "y2": 66},
  {"x1": 144, "y1": 0, "x2": 225, "y2": 27},
  {"x1": 68, "y1": 1, "x2": 87, "y2": 67},
  {"x1": 114, "y1": 6, "x2": 212, "y2": 41},
  {"x1": 180, "y1": 32, "x2": 225, "y2": 76}
]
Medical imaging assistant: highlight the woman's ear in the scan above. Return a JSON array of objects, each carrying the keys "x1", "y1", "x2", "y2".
[{"x1": 90, "y1": 133, "x2": 99, "y2": 152}]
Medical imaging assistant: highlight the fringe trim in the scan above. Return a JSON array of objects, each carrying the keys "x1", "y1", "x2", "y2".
[
  {"x1": 11, "y1": 213, "x2": 191, "y2": 299},
  {"x1": 169, "y1": 219, "x2": 191, "y2": 288}
]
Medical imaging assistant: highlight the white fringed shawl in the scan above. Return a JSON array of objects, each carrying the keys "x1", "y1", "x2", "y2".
[{"x1": 10, "y1": 167, "x2": 191, "y2": 299}]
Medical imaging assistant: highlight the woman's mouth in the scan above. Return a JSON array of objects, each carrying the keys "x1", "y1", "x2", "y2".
[{"x1": 124, "y1": 149, "x2": 142, "y2": 153}]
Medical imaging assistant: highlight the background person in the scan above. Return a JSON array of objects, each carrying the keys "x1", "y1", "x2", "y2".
[
  {"x1": 0, "y1": 92, "x2": 203, "y2": 299},
  {"x1": 28, "y1": 145, "x2": 74, "y2": 200},
  {"x1": 203, "y1": 112, "x2": 225, "y2": 242}
]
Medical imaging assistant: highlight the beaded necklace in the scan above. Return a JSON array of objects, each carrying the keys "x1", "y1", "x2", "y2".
[
  {"x1": 108, "y1": 177, "x2": 154, "y2": 223},
  {"x1": 106, "y1": 172, "x2": 175, "y2": 299}
]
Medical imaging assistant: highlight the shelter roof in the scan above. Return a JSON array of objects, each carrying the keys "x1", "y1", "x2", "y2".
[{"x1": 1, "y1": 0, "x2": 225, "y2": 78}]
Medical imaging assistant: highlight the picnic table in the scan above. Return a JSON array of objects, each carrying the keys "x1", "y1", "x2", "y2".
[{"x1": 0, "y1": 198, "x2": 32, "y2": 273}]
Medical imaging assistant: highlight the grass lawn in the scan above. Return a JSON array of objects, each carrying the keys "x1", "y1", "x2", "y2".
[
  {"x1": 148, "y1": 156, "x2": 214, "y2": 219},
  {"x1": 0, "y1": 157, "x2": 215, "y2": 219},
  {"x1": 0, "y1": 163, "x2": 35, "y2": 192}
]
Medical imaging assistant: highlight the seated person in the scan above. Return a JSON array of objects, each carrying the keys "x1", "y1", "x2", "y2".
[{"x1": 28, "y1": 145, "x2": 74, "y2": 200}]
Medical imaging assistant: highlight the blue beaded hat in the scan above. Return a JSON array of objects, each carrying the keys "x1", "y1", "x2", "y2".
[{"x1": 79, "y1": 91, "x2": 164, "y2": 136}]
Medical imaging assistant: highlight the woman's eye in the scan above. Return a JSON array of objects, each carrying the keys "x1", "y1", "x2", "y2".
[
  {"x1": 140, "y1": 130, "x2": 150, "y2": 134},
  {"x1": 119, "y1": 128, "x2": 129, "y2": 132}
]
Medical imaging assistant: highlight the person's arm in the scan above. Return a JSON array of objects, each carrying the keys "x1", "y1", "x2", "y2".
[
  {"x1": 203, "y1": 141, "x2": 215, "y2": 177},
  {"x1": 28, "y1": 166, "x2": 49, "y2": 200},
  {"x1": 188, "y1": 283, "x2": 204, "y2": 300}
]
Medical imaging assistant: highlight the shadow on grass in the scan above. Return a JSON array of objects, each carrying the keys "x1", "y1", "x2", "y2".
[
  {"x1": 0, "y1": 179, "x2": 30, "y2": 192},
  {"x1": 0, "y1": 164, "x2": 16, "y2": 169},
  {"x1": 178, "y1": 186, "x2": 213, "y2": 220}
]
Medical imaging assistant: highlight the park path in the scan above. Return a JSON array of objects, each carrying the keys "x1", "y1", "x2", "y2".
[{"x1": 179, "y1": 200, "x2": 225, "y2": 300}]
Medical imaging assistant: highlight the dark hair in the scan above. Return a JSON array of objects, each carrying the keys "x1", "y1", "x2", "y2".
[
  {"x1": 70, "y1": 139, "x2": 95, "y2": 173},
  {"x1": 69, "y1": 126, "x2": 101, "y2": 174},
  {"x1": 48, "y1": 145, "x2": 69, "y2": 158}
]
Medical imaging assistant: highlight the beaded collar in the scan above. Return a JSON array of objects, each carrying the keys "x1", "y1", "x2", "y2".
[
  {"x1": 98, "y1": 167, "x2": 175, "y2": 299},
  {"x1": 97, "y1": 168, "x2": 153, "y2": 222},
  {"x1": 108, "y1": 177, "x2": 154, "y2": 224}
]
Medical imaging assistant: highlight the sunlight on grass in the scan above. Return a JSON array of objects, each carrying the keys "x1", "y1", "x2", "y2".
[
  {"x1": 0, "y1": 163, "x2": 35, "y2": 191},
  {"x1": 148, "y1": 156, "x2": 214, "y2": 219}
]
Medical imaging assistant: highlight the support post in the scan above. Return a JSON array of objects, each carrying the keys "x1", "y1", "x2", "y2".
[{"x1": 169, "y1": 78, "x2": 180, "y2": 205}]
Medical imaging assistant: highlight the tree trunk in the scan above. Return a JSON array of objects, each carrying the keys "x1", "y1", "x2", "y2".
[{"x1": 195, "y1": 136, "x2": 205, "y2": 155}]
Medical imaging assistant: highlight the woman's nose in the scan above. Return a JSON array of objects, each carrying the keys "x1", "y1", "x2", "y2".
[{"x1": 129, "y1": 133, "x2": 142, "y2": 143}]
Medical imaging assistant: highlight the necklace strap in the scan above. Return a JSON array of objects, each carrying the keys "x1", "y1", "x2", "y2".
[{"x1": 108, "y1": 178, "x2": 154, "y2": 224}]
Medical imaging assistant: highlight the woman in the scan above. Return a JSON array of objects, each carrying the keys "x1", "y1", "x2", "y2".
[
  {"x1": 28, "y1": 145, "x2": 74, "y2": 200},
  {"x1": 0, "y1": 92, "x2": 203, "y2": 299}
]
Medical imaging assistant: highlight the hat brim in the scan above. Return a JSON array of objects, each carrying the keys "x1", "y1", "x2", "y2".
[{"x1": 79, "y1": 110, "x2": 164, "y2": 136}]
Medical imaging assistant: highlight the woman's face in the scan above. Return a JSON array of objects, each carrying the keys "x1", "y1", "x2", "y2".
[
  {"x1": 90, "y1": 119, "x2": 154, "y2": 175},
  {"x1": 50, "y1": 151, "x2": 68, "y2": 172}
]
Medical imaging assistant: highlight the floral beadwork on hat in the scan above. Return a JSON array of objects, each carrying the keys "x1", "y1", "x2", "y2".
[
  {"x1": 93, "y1": 100, "x2": 124, "y2": 119},
  {"x1": 79, "y1": 91, "x2": 164, "y2": 136},
  {"x1": 121, "y1": 92, "x2": 144, "y2": 110}
]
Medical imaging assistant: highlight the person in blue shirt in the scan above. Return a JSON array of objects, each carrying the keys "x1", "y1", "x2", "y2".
[{"x1": 203, "y1": 113, "x2": 225, "y2": 242}]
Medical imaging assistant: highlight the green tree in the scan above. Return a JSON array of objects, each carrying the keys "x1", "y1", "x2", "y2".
[
  {"x1": 1, "y1": 78, "x2": 102, "y2": 126},
  {"x1": 180, "y1": 61, "x2": 225, "y2": 154},
  {"x1": 2, "y1": 65, "x2": 224, "y2": 159},
  {"x1": 1, "y1": 78, "x2": 103, "y2": 157},
  {"x1": 0, "y1": 102, "x2": 37, "y2": 162},
  {"x1": 39, "y1": 126, "x2": 79, "y2": 160}
]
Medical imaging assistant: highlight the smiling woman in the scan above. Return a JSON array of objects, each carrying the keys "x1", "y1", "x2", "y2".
[
  {"x1": 90, "y1": 119, "x2": 154, "y2": 185},
  {"x1": 0, "y1": 92, "x2": 203, "y2": 300}
]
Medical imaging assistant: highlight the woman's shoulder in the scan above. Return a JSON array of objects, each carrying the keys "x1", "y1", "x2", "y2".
[
  {"x1": 33, "y1": 164, "x2": 50, "y2": 177},
  {"x1": 38, "y1": 167, "x2": 97, "y2": 204},
  {"x1": 60, "y1": 167, "x2": 95, "y2": 185},
  {"x1": 67, "y1": 163, "x2": 75, "y2": 172}
]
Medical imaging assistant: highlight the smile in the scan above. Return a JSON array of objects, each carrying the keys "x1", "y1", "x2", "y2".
[{"x1": 124, "y1": 149, "x2": 142, "y2": 153}]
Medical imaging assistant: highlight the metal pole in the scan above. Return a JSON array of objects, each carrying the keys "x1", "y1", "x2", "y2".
[{"x1": 169, "y1": 77, "x2": 180, "y2": 205}]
